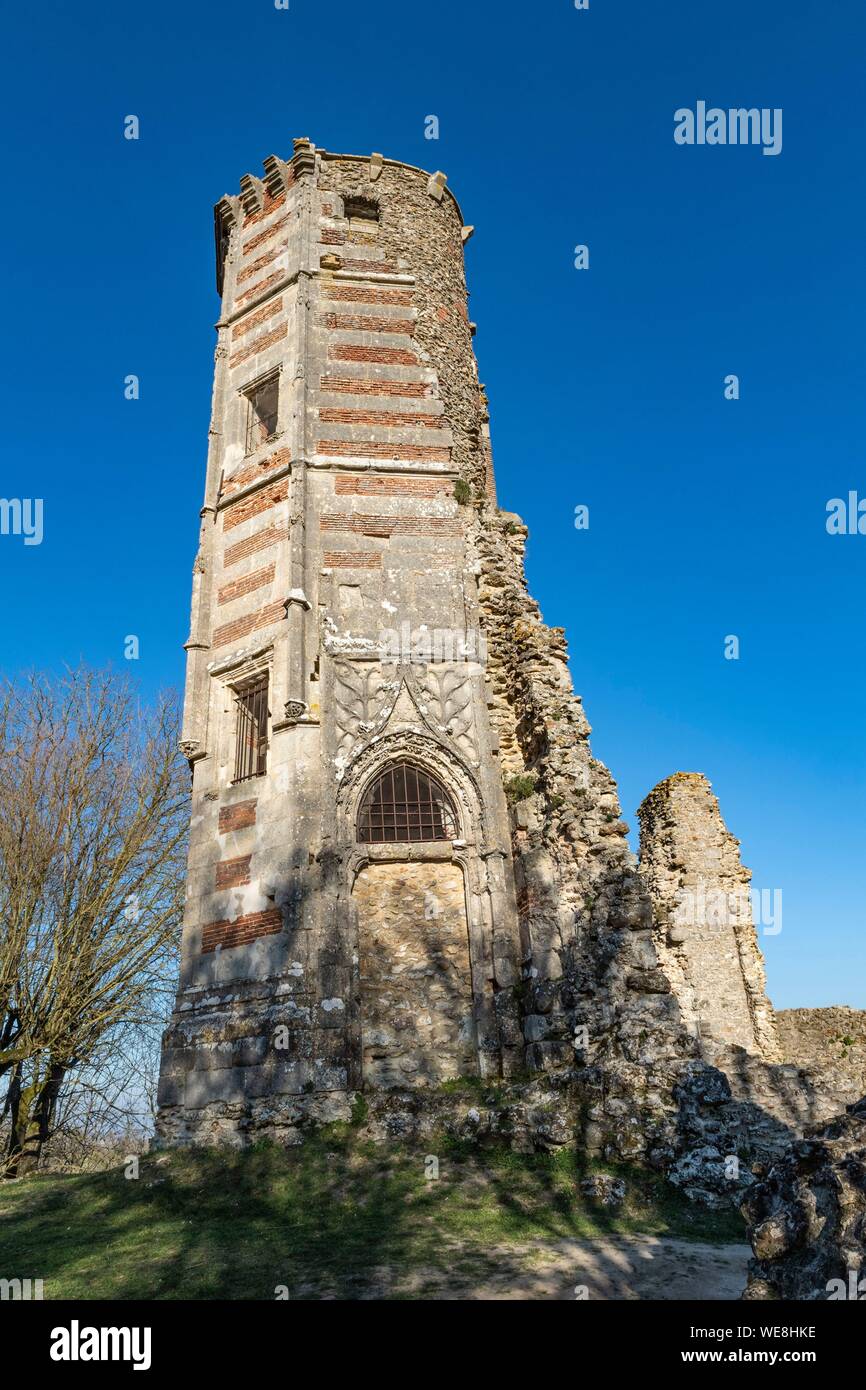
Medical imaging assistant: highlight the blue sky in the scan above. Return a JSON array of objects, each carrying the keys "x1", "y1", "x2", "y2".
[{"x1": 1, "y1": 0, "x2": 863, "y2": 1007}]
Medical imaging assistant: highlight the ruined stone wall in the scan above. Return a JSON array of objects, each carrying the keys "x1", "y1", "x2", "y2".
[
  {"x1": 157, "y1": 139, "x2": 805, "y2": 1172},
  {"x1": 637, "y1": 773, "x2": 781, "y2": 1061},
  {"x1": 741, "y1": 1098, "x2": 866, "y2": 1300},
  {"x1": 777, "y1": 1007, "x2": 866, "y2": 1103},
  {"x1": 469, "y1": 510, "x2": 701, "y2": 1163}
]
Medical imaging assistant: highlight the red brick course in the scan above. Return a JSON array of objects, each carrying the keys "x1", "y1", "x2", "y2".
[
  {"x1": 320, "y1": 513, "x2": 461, "y2": 537},
  {"x1": 212, "y1": 599, "x2": 287, "y2": 650},
  {"x1": 236, "y1": 271, "x2": 283, "y2": 308},
  {"x1": 229, "y1": 322, "x2": 287, "y2": 369},
  {"x1": 243, "y1": 190, "x2": 288, "y2": 230},
  {"x1": 320, "y1": 375, "x2": 429, "y2": 398},
  {"x1": 318, "y1": 439, "x2": 450, "y2": 463},
  {"x1": 334, "y1": 474, "x2": 452, "y2": 498},
  {"x1": 221, "y1": 449, "x2": 290, "y2": 500},
  {"x1": 215, "y1": 854, "x2": 252, "y2": 889},
  {"x1": 218, "y1": 800, "x2": 257, "y2": 833},
  {"x1": 319, "y1": 406, "x2": 441, "y2": 428},
  {"x1": 323, "y1": 313, "x2": 414, "y2": 335},
  {"x1": 338, "y1": 258, "x2": 398, "y2": 274},
  {"x1": 330, "y1": 345, "x2": 418, "y2": 366},
  {"x1": 237, "y1": 248, "x2": 282, "y2": 285},
  {"x1": 201, "y1": 908, "x2": 282, "y2": 953},
  {"x1": 323, "y1": 551, "x2": 382, "y2": 569},
  {"x1": 231, "y1": 297, "x2": 283, "y2": 342},
  {"x1": 242, "y1": 215, "x2": 290, "y2": 257},
  {"x1": 217, "y1": 563, "x2": 276, "y2": 606},
  {"x1": 222, "y1": 480, "x2": 289, "y2": 533},
  {"x1": 224, "y1": 524, "x2": 289, "y2": 568},
  {"x1": 323, "y1": 283, "x2": 412, "y2": 306}
]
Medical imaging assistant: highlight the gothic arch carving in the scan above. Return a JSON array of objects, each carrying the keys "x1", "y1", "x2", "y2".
[{"x1": 335, "y1": 728, "x2": 487, "y2": 865}]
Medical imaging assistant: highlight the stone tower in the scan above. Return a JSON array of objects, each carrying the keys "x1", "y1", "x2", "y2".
[
  {"x1": 157, "y1": 140, "x2": 527, "y2": 1144},
  {"x1": 157, "y1": 140, "x2": 784, "y2": 1156}
]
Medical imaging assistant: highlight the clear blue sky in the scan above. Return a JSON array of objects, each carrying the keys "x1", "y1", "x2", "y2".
[{"x1": 1, "y1": 0, "x2": 863, "y2": 1008}]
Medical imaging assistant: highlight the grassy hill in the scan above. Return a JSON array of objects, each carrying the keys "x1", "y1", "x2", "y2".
[{"x1": 0, "y1": 1130, "x2": 745, "y2": 1300}]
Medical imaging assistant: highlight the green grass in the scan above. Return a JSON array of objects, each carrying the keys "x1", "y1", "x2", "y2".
[{"x1": 0, "y1": 1134, "x2": 745, "y2": 1300}]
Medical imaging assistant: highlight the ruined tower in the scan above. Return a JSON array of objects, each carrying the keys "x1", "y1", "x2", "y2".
[
  {"x1": 157, "y1": 140, "x2": 784, "y2": 1155},
  {"x1": 157, "y1": 140, "x2": 526, "y2": 1143}
]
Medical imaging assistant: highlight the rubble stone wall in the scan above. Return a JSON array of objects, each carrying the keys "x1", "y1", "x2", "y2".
[
  {"x1": 741, "y1": 1098, "x2": 866, "y2": 1300},
  {"x1": 637, "y1": 773, "x2": 781, "y2": 1061},
  {"x1": 355, "y1": 859, "x2": 476, "y2": 1088},
  {"x1": 777, "y1": 1006, "x2": 866, "y2": 1103},
  {"x1": 469, "y1": 515, "x2": 701, "y2": 1164}
]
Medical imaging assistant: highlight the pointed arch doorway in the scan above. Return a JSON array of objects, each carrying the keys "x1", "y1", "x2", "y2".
[{"x1": 353, "y1": 762, "x2": 477, "y2": 1088}]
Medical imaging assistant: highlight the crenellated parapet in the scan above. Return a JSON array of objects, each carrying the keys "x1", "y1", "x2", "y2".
[{"x1": 213, "y1": 141, "x2": 466, "y2": 306}]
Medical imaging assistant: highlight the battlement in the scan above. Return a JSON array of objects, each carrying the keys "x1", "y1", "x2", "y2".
[{"x1": 214, "y1": 137, "x2": 464, "y2": 295}]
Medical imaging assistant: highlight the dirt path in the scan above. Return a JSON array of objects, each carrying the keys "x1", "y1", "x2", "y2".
[{"x1": 381, "y1": 1236, "x2": 751, "y2": 1300}]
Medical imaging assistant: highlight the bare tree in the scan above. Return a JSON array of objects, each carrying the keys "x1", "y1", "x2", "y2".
[
  {"x1": 35, "y1": 1012, "x2": 169, "y2": 1172},
  {"x1": 0, "y1": 667, "x2": 188, "y2": 1177}
]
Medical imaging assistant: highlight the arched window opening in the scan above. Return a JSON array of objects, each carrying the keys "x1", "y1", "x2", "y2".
[{"x1": 357, "y1": 761, "x2": 457, "y2": 844}]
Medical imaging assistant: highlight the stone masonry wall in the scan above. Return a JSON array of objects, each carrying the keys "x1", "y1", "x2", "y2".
[
  {"x1": 157, "y1": 142, "x2": 524, "y2": 1148},
  {"x1": 637, "y1": 773, "x2": 781, "y2": 1061},
  {"x1": 741, "y1": 1097, "x2": 866, "y2": 1300},
  {"x1": 467, "y1": 512, "x2": 703, "y2": 1165},
  {"x1": 355, "y1": 860, "x2": 475, "y2": 1088},
  {"x1": 777, "y1": 1006, "x2": 866, "y2": 1106}
]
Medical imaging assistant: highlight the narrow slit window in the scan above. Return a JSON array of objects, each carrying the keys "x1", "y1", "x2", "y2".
[
  {"x1": 357, "y1": 761, "x2": 457, "y2": 843},
  {"x1": 245, "y1": 375, "x2": 279, "y2": 454},
  {"x1": 233, "y1": 675, "x2": 269, "y2": 782}
]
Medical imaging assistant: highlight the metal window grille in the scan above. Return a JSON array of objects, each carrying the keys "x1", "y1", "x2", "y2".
[
  {"x1": 233, "y1": 676, "x2": 269, "y2": 783},
  {"x1": 245, "y1": 376, "x2": 279, "y2": 454},
  {"x1": 357, "y1": 761, "x2": 457, "y2": 843}
]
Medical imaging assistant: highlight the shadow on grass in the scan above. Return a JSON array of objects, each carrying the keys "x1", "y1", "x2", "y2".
[{"x1": 0, "y1": 1130, "x2": 746, "y2": 1301}]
